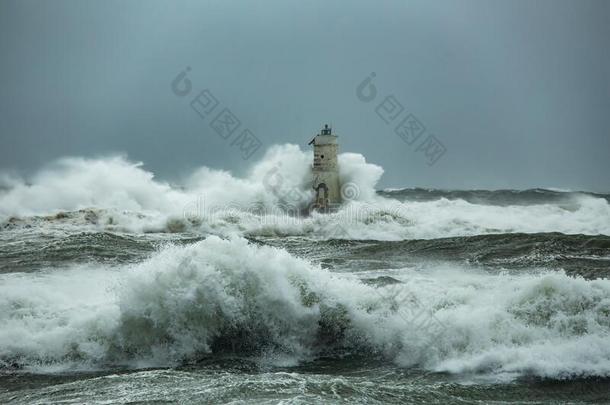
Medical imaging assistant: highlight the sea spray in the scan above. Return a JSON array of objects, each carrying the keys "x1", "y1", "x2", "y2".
[
  {"x1": 1, "y1": 145, "x2": 609, "y2": 239},
  {"x1": 1, "y1": 236, "x2": 609, "y2": 379}
]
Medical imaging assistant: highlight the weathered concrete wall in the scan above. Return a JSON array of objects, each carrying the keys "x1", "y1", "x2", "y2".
[{"x1": 312, "y1": 134, "x2": 341, "y2": 209}]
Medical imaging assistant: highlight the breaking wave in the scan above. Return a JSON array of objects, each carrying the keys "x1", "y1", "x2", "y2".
[
  {"x1": 0, "y1": 145, "x2": 381, "y2": 218},
  {"x1": 1, "y1": 237, "x2": 609, "y2": 380},
  {"x1": 1, "y1": 144, "x2": 609, "y2": 239}
]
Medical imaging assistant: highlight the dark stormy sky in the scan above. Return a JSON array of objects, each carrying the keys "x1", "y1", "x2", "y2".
[{"x1": 1, "y1": 0, "x2": 608, "y2": 191}]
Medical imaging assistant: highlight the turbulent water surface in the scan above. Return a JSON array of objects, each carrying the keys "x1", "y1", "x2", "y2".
[{"x1": 1, "y1": 146, "x2": 609, "y2": 404}]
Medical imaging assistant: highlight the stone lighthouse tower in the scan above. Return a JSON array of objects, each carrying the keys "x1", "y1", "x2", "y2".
[{"x1": 309, "y1": 124, "x2": 341, "y2": 209}]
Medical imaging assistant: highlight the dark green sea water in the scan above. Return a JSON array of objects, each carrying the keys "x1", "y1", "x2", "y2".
[{"x1": 1, "y1": 189, "x2": 610, "y2": 404}]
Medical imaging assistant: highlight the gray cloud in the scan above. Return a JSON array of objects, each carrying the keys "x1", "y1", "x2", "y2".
[{"x1": 1, "y1": 0, "x2": 608, "y2": 191}]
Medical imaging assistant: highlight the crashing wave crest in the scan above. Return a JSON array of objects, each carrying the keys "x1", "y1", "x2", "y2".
[
  {"x1": 1, "y1": 236, "x2": 609, "y2": 379},
  {"x1": 1, "y1": 145, "x2": 609, "y2": 239}
]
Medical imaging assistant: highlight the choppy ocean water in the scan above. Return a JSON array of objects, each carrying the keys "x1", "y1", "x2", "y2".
[{"x1": 1, "y1": 148, "x2": 609, "y2": 404}]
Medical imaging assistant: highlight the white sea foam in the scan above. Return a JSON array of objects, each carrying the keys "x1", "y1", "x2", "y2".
[
  {"x1": 0, "y1": 144, "x2": 609, "y2": 239},
  {"x1": 0, "y1": 265, "x2": 121, "y2": 370},
  {"x1": 1, "y1": 237, "x2": 609, "y2": 379}
]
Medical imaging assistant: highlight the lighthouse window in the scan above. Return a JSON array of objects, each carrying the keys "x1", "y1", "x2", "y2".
[{"x1": 321, "y1": 155, "x2": 324, "y2": 159}]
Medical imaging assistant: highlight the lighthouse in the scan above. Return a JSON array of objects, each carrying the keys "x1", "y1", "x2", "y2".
[{"x1": 309, "y1": 124, "x2": 341, "y2": 210}]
